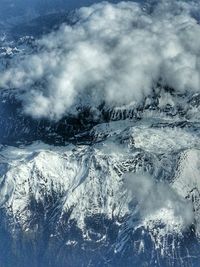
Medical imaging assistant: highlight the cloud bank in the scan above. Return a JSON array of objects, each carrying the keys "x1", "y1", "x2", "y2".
[
  {"x1": 124, "y1": 172, "x2": 194, "y2": 230},
  {"x1": 1, "y1": 0, "x2": 200, "y2": 120}
]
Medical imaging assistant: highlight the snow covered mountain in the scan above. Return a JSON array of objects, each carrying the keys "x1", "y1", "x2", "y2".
[
  {"x1": 1, "y1": 107, "x2": 200, "y2": 266},
  {"x1": 1, "y1": 1, "x2": 200, "y2": 266}
]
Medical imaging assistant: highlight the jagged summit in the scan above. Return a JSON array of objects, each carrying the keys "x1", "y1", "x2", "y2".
[{"x1": 1, "y1": 84, "x2": 200, "y2": 146}]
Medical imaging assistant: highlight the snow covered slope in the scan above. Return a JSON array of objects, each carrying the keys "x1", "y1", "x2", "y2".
[{"x1": 0, "y1": 116, "x2": 200, "y2": 266}]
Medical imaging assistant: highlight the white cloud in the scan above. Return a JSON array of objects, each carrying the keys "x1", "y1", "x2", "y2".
[
  {"x1": 123, "y1": 172, "x2": 194, "y2": 230},
  {"x1": 1, "y1": 0, "x2": 200, "y2": 120}
]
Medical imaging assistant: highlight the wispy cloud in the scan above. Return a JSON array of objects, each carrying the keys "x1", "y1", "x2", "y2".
[{"x1": 124, "y1": 172, "x2": 194, "y2": 230}]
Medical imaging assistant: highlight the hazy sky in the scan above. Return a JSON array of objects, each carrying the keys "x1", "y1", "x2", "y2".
[{"x1": 0, "y1": 0, "x2": 132, "y2": 20}]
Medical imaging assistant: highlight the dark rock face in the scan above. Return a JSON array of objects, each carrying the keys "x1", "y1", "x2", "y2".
[
  {"x1": 0, "y1": 87, "x2": 199, "y2": 146},
  {"x1": 0, "y1": 89, "x2": 98, "y2": 145}
]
